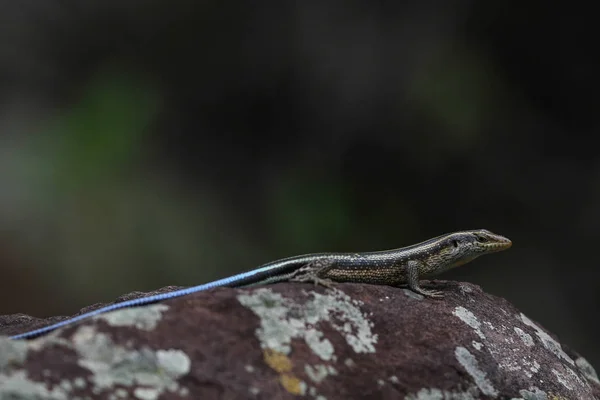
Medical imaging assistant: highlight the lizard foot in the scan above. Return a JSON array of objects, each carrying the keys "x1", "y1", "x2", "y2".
[
  {"x1": 290, "y1": 274, "x2": 336, "y2": 289},
  {"x1": 413, "y1": 288, "x2": 445, "y2": 299},
  {"x1": 289, "y1": 259, "x2": 336, "y2": 288}
]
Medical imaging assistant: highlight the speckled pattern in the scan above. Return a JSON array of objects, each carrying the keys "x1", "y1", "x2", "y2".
[
  {"x1": 1, "y1": 281, "x2": 599, "y2": 399},
  {"x1": 286, "y1": 229, "x2": 512, "y2": 298}
]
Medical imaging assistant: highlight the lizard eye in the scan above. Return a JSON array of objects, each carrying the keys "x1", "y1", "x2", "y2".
[
  {"x1": 476, "y1": 236, "x2": 488, "y2": 243},
  {"x1": 452, "y1": 240, "x2": 459, "y2": 248}
]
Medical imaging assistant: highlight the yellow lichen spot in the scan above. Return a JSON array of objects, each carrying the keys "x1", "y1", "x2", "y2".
[
  {"x1": 279, "y1": 373, "x2": 304, "y2": 395},
  {"x1": 548, "y1": 394, "x2": 570, "y2": 400},
  {"x1": 263, "y1": 348, "x2": 293, "y2": 373},
  {"x1": 262, "y1": 349, "x2": 305, "y2": 395}
]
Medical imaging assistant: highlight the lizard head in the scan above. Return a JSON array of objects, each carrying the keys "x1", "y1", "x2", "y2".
[
  {"x1": 436, "y1": 229, "x2": 512, "y2": 269},
  {"x1": 456, "y1": 229, "x2": 512, "y2": 254}
]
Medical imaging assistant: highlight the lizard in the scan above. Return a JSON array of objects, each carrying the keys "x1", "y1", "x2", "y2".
[{"x1": 9, "y1": 229, "x2": 511, "y2": 340}]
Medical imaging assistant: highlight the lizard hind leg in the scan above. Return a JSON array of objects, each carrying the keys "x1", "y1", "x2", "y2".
[{"x1": 289, "y1": 259, "x2": 336, "y2": 289}]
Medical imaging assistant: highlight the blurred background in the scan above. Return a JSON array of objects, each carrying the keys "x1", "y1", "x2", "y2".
[{"x1": 0, "y1": 1, "x2": 598, "y2": 366}]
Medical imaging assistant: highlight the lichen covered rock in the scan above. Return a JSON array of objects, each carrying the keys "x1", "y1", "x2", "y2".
[{"x1": 1, "y1": 281, "x2": 599, "y2": 399}]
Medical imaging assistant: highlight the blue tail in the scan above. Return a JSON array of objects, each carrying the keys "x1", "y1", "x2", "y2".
[{"x1": 10, "y1": 261, "x2": 288, "y2": 340}]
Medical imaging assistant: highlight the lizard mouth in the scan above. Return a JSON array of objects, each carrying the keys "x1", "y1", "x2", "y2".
[{"x1": 484, "y1": 236, "x2": 512, "y2": 252}]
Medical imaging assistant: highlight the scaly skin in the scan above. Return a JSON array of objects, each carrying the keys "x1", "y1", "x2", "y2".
[
  {"x1": 286, "y1": 229, "x2": 512, "y2": 298},
  {"x1": 10, "y1": 229, "x2": 511, "y2": 340}
]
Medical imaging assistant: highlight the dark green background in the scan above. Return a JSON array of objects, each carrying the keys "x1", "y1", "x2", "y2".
[{"x1": 1, "y1": 1, "x2": 598, "y2": 368}]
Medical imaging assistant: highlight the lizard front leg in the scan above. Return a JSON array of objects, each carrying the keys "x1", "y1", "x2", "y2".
[{"x1": 406, "y1": 260, "x2": 444, "y2": 299}]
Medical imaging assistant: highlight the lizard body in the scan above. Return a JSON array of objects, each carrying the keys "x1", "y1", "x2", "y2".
[{"x1": 9, "y1": 229, "x2": 511, "y2": 340}]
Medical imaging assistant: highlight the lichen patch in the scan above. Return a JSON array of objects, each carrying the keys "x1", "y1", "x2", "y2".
[
  {"x1": 520, "y1": 314, "x2": 574, "y2": 366},
  {"x1": 72, "y1": 326, "x2": 190, "y2": 396},
  {"x1": 237, "y1": 287, "x2": 377, "y2": 361},
  {"x1": 455, "y1": 346, "x2": 498, "y2": 398},
  {"x1": 97, "y1": 304, "x2": 169, "y2": 331}
]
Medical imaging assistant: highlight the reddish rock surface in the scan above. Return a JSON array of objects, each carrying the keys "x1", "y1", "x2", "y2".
[{"x1": 1, "y1": 281, "x2": 599, "y2": 399}]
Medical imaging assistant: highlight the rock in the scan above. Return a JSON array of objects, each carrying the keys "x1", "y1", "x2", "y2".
[{"x1": 1, "y1": 281, "x2": 599, "y2": 399}]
